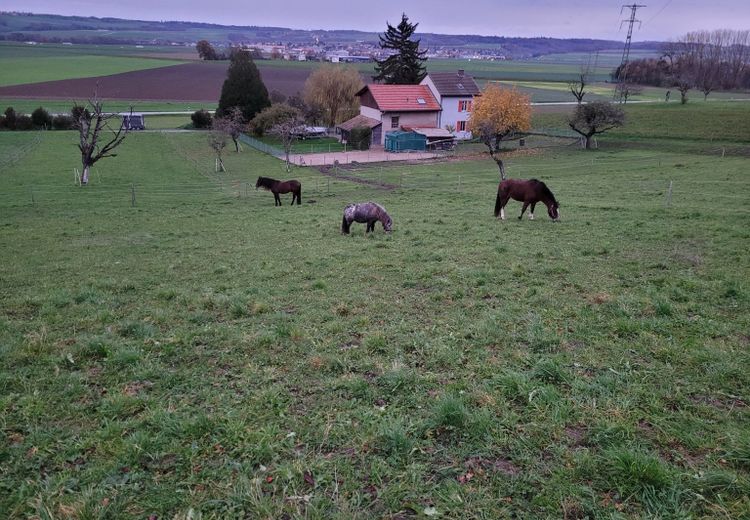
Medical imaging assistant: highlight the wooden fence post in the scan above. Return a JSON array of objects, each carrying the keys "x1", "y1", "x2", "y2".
[{"x1": 665, "y1": 180, "x2": 673, "y2": 208}]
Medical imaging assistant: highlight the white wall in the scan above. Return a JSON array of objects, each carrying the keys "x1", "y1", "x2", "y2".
[{"x1": 440, "y1": 96, "x2": 474, "y2": 140}]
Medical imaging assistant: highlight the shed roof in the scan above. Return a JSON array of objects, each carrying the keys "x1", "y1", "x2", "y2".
[
  {"x1": 356, "y1": 84, "x2": 441, "y2": 112},
  {"x1": 410, "y1": 127, "x2": 455, "y2": 138},
  {"x1": 336, "y1": 114, "x2": 381, "y2": 131}
]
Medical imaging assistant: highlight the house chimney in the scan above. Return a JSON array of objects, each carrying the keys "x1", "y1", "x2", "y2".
[{"x1": 457, "y1": 69, "x2": 465, "y2": 77}]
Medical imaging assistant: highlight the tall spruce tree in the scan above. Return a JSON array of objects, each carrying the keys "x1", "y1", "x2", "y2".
[
  {"x1": 373, "y1": 14, "x2": 427, "y2": 84},
  {"x1": 217, "y1": 50, "x2": 270, "y2": 122}
]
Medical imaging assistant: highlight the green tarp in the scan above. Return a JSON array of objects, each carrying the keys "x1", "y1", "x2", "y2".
[{"x1": 384, "y1": 130, "x2": 426, "y2": 152}]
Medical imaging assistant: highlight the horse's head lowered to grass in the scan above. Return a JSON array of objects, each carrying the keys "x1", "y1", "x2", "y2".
[{"x1": 342, "y1": 202, "x2": 393, "y2": 234}]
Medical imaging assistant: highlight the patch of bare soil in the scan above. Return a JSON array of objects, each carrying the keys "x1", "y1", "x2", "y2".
[{"x1": 0, "y1": 62, "x2": 312, "y2": 101}]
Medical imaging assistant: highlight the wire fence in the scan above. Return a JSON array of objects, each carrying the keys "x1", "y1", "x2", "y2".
[
  {"x1": 238, "y1": 133, "x2": 284, "y2": 158},
  {"x1": 0, "y1": 154, "x2": 750, "y2": 212},
  {"x1": 1, "y1": 137, "x2": 747, "y2": 210}
]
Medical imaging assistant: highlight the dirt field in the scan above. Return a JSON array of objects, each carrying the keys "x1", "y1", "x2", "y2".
[{"x1": 0, "y1": 62, "x2": 312, "y2": 102}]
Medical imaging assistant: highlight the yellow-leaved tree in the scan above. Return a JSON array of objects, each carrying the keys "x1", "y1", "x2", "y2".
[
  {"x1": 303, "y1": 65, "x2": 363, "y2": 128},
  {"x1": 468, "y1": 84, "x2": 531, "y2": 179}
]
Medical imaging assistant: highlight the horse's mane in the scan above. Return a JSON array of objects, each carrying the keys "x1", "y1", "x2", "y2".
[
  {"x1": 530, "y1": 178, "x2": 558, "y2": 206},
  {"x1": 256, "y1": 176, "x2": 278, "y2": 189}
]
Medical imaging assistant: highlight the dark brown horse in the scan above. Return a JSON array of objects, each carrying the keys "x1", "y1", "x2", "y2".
[
  {"x1": 494, "y1": 178, "x2": 560, "y2": 221},
  {"x1": 255, "y1": 176, "x2": 301, "y2": 206}
]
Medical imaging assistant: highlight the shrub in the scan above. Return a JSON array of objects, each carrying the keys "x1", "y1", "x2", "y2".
[
  {"x1": 349, "y1": 126, "x2": 372, "y2": 150},
  {"x1": 31, "y1": 107, "x2": 52, "y2": 129},
  {"x1": 191, "y1": 109, "x2": 213, "y2": 129},
  {"x1": 4, "y1": 107, "x2": 17, "y2": 130},
  {"x1": 0, "y1": 115, "x2": 5, "y2": 129},
  {"x1": 15, "y1": 115, "x2": 33, "y2": 131},
  {"x1": 249, "y1": 103, "x2": 300, "y2": 137},
  {"x1": 52, "y1": 114, "x2": 75, "y2": 130}
]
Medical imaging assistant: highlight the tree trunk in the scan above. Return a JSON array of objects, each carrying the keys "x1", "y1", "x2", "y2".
[
  {"x1": 585, "y1": 135, "x2": 593, "y2": 149},
  {"x1": 232, "y1": 136, "x2": 240, "y2": 153},
  {"x1": 494, "y1": 157, "x2": 506, "y2": 180},
  {"x1": 81, "y1": 164, "x2": 90, "y2": 185}
]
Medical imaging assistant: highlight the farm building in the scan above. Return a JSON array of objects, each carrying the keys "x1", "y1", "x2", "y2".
[
  {"x1": 337, "y1": 84, "x2": 441, "y2": 146},
  {"x1": 337, "y1": 70, "x2": 479, "y2": 146},
  {"x1": 337, "y1": 114, "x2": 382, "y2": 146}
]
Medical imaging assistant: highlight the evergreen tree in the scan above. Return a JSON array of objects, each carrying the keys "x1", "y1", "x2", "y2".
[
  {"x1": 373, "y1": 14, "x2": 427, "y2": 85},
  {"x1": 217, "y1": 50, "x2": 271, "y2": 122}
]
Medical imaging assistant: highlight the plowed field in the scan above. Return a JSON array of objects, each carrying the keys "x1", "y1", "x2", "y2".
[{"x1": 0, "y1": 61, "x2": 312, "y2": 101}]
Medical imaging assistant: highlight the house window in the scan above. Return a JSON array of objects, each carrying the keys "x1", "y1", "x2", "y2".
[
  {"x1": 391, "y1": 116, "x2": 400, "y2": 129},
  {"x1": 458, "y1": 100, "x2": 473, "y2": 112},
  {"x1": 457, "y1": 121, "x2": 467, "y2": 132}
]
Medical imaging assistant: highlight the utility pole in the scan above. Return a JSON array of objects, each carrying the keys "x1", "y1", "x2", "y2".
[{"x1": 614, "y1": 3, "x2": 646, "y2": 102}]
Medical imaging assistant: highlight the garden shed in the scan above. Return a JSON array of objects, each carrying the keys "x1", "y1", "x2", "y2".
[{"x1": 385, "y1": 130, "x2": 426, "y2": 152}]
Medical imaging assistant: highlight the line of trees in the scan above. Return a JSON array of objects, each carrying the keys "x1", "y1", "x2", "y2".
[{"x1": 615, "y1": 29, "x2": 750, "y2": 103}]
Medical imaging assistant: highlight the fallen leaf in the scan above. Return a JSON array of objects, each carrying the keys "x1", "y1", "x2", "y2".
[
  {"x1": 266, "y1": 475, "x2": 274, "y2": 483},
  {"x1": 303, "y1": 470, "x2": 315, "y2": 487},
  {"x1": 424, "y1": 505, "x2": 438, "y2": 516}
]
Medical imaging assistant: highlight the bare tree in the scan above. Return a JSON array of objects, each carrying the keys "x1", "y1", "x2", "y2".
[
  {"x1": 218, "y1": 106, "x2": 246, "y2": 152},
  {"x1": 568, "y1": 53, "x2": 596, "y2": 104},
  {"x1": 269, "y1": 108, "x2": 304, "y2": 172},
  {"x1": 568, "y1": 101, "x2": 625, "y2": 150},
  {"x1": 620, "y1": 82, "x2": 643, "y2": 103},
  {"x1": 73, "y1": 92, "x2": 131, "y2": 186},
  {"x1": 208, "y1": 118, "x2": 229, "y2": 172},
  {"x1": 725, "y1": 30, "x2": 750, "y2": 88}
]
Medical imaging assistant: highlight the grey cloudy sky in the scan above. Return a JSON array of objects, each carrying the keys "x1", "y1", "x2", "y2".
[{"x1": 4, "y1": 0, "x2": 750, "y2": 41}]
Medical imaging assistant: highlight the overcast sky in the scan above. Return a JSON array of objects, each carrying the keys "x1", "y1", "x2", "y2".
[{"x1": 3, "y1": 0, "x2": 749, "y2": 41}]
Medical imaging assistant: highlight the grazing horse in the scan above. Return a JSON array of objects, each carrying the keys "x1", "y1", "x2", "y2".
[
  {"x1": 342, "y1": 202, "x2": 393, "y2": 234},
  {"x1": 494, "y1": 178, "x2": 560, "y2": 221},
  {"x1": 255, "y1": 176, "x2": 301, "y2": 206}
]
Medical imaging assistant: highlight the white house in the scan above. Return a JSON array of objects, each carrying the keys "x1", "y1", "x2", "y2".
[{"x1": 420, "y1": 70, "x2": 480, "y2": 140}]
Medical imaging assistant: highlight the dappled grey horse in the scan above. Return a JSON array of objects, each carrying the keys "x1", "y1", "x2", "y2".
[{"x1": 341, "y1": 202, "x2": 393, "y2": 234}]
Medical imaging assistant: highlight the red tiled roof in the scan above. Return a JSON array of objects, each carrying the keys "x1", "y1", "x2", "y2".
[{"x1": 357, "y1": 84, "x2": 441, "y2": 112}]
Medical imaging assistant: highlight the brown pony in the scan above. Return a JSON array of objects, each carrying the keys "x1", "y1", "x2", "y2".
[
  {"x1": 255, "y1": 176, "x2": 301, "y2": 206},
  {"x1": 494, "y1": 178, "x2": 560, "y2": 221}
]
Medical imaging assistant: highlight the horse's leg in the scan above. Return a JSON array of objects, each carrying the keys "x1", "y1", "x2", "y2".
[
  {"x1": 274, "y1": 192, "x2": 281, "y2": 206},
  {"x1": 519, "y1": 202, "x2": 529, "y2": 220},
  {"x1": 500, "y1": 195, "x2": 510, "y2": 220},
  {"x1": 529, "y1": 202, "x2": 537, "y2": 220},
  {"x1": 342, "y1": 215, "x2": 350, "y2": 234}
]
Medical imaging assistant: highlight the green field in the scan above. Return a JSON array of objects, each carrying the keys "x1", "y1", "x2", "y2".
[
  {"x1": 1, "y1": 101, "x2": 750, "y2": 518},
  {"x1": 0, "y1": 43, "x2": 187, "y2": 87}
]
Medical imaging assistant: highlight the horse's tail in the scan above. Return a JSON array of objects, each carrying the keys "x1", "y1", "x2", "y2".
[
  {"x1": 296, "y1": 185, "x2": 302, "y2": 205},
  {"x1": 494, "y1": 188, "x2": 503, "y2": 217},
  {"x1": 341, "y1": 213, "x2": 350, "y2": 234}
]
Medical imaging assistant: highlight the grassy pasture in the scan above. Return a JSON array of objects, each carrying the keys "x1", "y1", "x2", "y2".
[{"x1": 1, "y1": 100, "x2": 750, "y2": 518}]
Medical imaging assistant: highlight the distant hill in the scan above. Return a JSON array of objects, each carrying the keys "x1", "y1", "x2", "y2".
[{"x1": 0, "y1": 11, "x2": 661, "y2": 58}]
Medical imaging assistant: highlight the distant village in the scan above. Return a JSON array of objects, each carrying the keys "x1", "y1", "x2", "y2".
[{"x1": 210, "y1": 41, "x2": 509, "y2": 62}]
